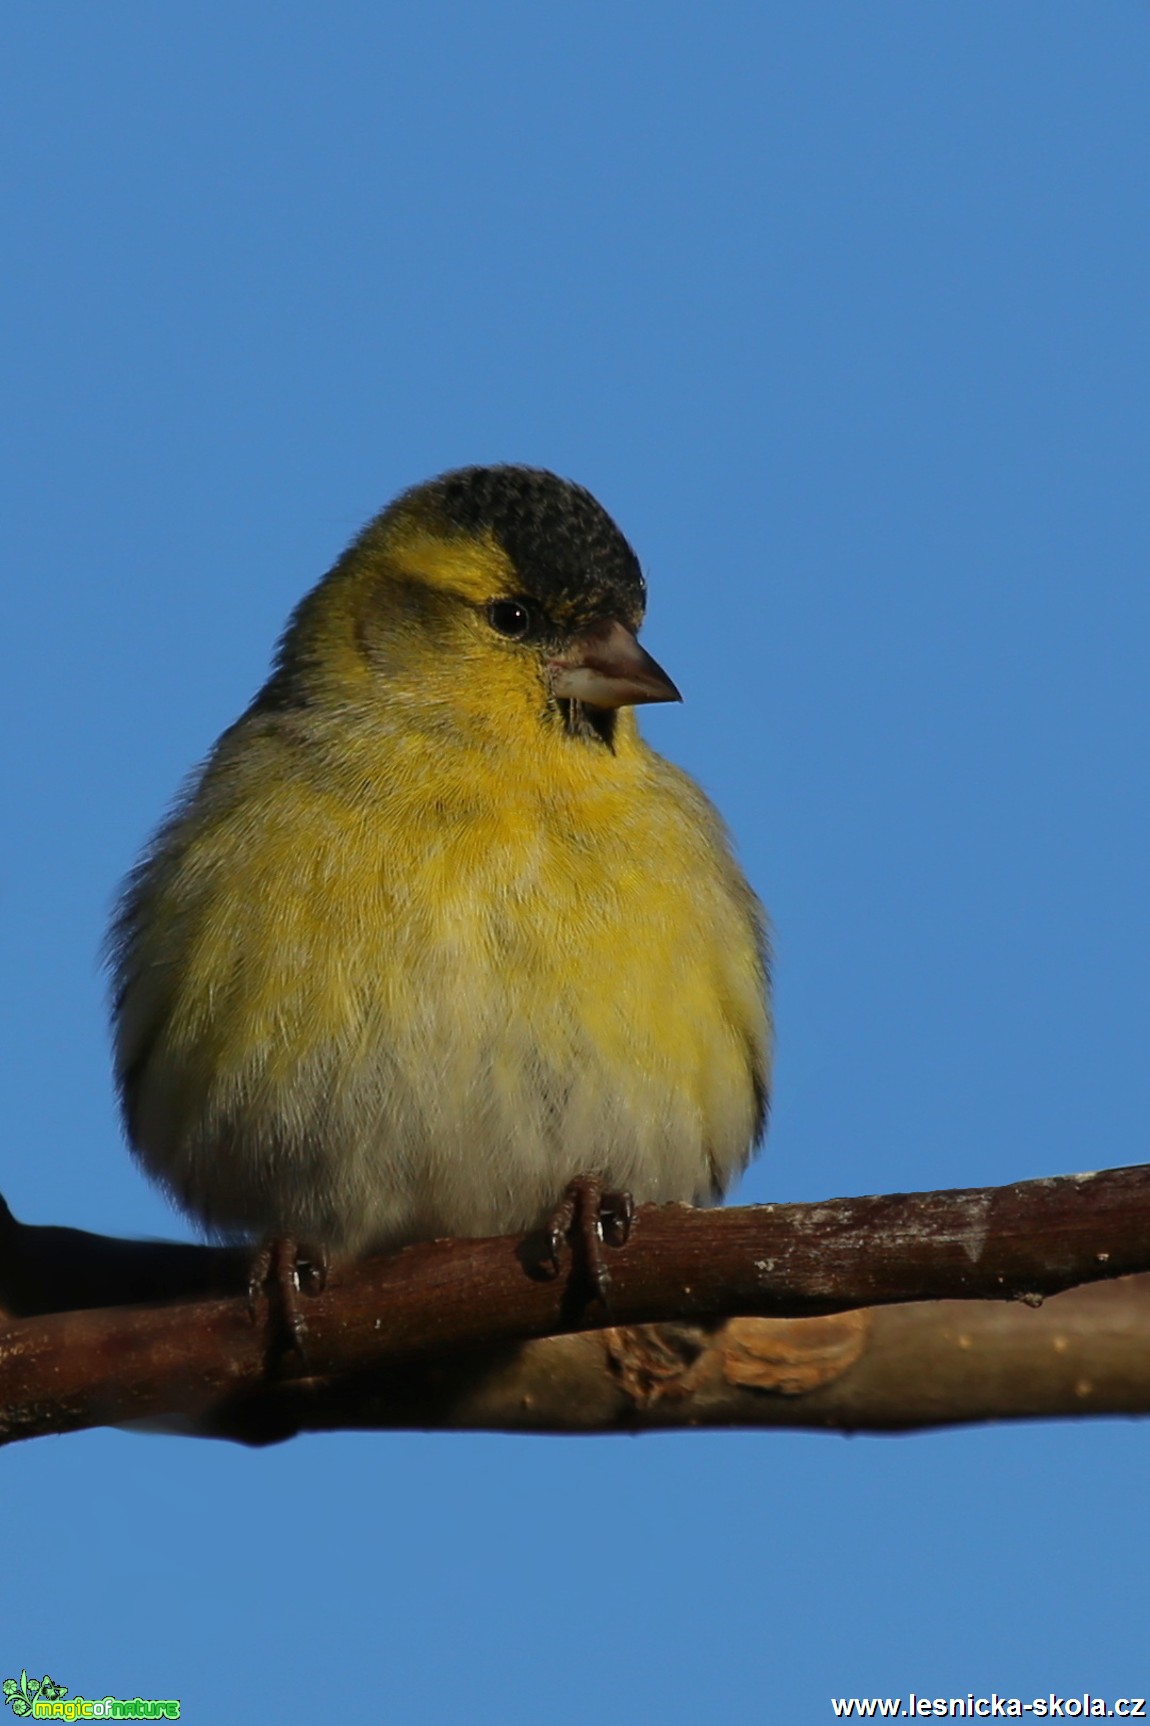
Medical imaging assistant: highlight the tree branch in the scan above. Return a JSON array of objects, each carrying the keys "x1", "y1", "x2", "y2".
[
  {"x1": 2, "y1": 1163, "x2": 1147, "y2": 1447},
  {"x1": 193, "y1": 1278, "x2": 1150, "y2": 1445}
]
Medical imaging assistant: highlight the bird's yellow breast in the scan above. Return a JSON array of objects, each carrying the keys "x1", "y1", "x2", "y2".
[{"x1": 117, "y1": 704, "x2": 768, "y2": 1251}]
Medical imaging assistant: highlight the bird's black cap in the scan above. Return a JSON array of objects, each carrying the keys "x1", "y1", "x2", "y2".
[{"x1": 412, "y1": 465, "x2": 647, "y2": 629}]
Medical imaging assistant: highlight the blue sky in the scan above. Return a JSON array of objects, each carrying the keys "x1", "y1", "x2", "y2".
[{"x1": 5, "y1": 4, "x2": 1149, "y2": 1720}]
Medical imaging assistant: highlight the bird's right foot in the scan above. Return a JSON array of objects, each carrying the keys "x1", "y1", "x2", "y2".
[
  {"x1": 544, "y1": 1175, "x2": 635, "y2": 1308},
  {"x1": 248, "y1": 1236, "x2": 329, "y2": 1363}
]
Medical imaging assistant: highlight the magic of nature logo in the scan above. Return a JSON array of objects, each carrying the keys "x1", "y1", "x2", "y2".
[{"x1": 3, "y1": 1673, "x2": 180, "y2": 1720}]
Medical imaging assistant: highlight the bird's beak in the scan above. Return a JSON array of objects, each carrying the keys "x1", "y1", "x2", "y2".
[{"x1": 548, "y1": 619, "x2": 682, "y2": 709}]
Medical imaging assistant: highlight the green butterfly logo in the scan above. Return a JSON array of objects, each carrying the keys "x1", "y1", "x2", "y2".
[{"x1": 2, "y1": 1672, "x2": 68, "y2": 1717}]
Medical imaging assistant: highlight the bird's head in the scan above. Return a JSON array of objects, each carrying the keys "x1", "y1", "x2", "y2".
[{"x1": 269, "y1": 465, "x2": 681, "y2": 753}]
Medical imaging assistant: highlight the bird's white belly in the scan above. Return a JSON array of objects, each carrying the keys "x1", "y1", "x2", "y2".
[{"x1": 144, "y1": 950, "x2": 751, "y2": 1255}]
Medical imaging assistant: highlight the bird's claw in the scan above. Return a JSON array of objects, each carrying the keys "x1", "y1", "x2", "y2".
[
  {"x1": 545, "y1": 1176, "x2": 635, "y2": 1306},
  {"x1": 248, "y1": 1236, "x2": 329, "y2": 1363}
]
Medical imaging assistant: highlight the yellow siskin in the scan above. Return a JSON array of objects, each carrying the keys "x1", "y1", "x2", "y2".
[{"x1": 109, "y1": 465, "x2": 771, "y2": 1265}]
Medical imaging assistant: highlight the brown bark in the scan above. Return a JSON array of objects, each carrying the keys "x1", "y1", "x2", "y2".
[
  {"x1": 196, "y1": 1279, "x2": 1150, "y2": 1446},
  {"x1": 1, "y1": 1163, "x2": 1147, "y2": 1447}
]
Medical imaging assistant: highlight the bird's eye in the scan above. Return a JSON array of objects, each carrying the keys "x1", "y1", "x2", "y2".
[{"x1": 487, "y1": 600, "x2": 532, "y2": 639}]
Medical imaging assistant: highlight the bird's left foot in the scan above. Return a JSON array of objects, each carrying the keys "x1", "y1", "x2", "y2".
[
  {"x1": 545, "y1": 1176, "x2": 635, "y2": 1306},
  {"x1": 248, "y1": 1236, "x2": 330, "y2": 1362}
]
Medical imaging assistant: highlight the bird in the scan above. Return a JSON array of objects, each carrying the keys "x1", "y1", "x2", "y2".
[{"x1": 109, "y1": 465, "x2": 771, "y2": 1302}]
